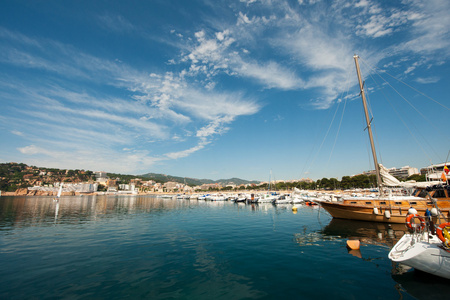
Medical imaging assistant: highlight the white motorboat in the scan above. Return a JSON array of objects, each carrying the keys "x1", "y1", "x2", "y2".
[
  {"x1": 257, "y1": 193, "x2": 278, "y2": 203},
  {"x1": 197, "y1": 194, "x2": 207, "y2": 200},
  {"x1": 273, "y1": 194, "x2": 293, "y2": 204},
  {"x1": 235, "y1": 194, "x2": 248, "y2": 202},
  {"x1": 389, "y1": 221, "x2": 450, "y2": 280},
  {"x1": 207, "y1": 194, "x2": 226, "y2": 201}
]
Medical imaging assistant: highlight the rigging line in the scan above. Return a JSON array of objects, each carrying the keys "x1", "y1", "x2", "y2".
[
  {"x1": 327, "y1": 67, "x2": 351, "y2": 166},
  {"x1": 327, "y1": 93, "x2": 347, "y2": 165},
  {"x1": 299, "y1": 99, "x2": 338, "y2": 179},
  {"x1": 361, "y1": 59, "x2": 444, "y2": 162},
  {"x1": 305, "y1": 97, "x2": 341, "y2": 177},
  {"x1": 366, "y1": 67, "x2": 435, "y2": 163},
  {"x1": 376, "y1": 66, "x2": 449, "y2": 111},
  {"x1": 360, "y1": 58, "x2": 449, "y2": 139},
  {"x1": 356, "y1": 62, "x2": 379, "y2": 172},
  {"x1": 362, "y1": 70, "x2": 384, "y2": 167}
]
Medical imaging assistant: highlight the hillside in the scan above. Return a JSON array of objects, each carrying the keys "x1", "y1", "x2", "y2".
[
  {"x1": 140, "y1": 173, "x2": 260, "y2": 186},
  {"x1": 0, "y1": 163, "x2": 260, "y2": 191}
]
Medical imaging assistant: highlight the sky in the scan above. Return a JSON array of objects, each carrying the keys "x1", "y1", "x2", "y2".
[{"x1": 1, "y1": 0, "x2": 449, "y2": 181}]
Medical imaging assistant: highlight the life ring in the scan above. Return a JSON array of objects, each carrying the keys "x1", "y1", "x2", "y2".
[
  {"x1": 436, "y1": 222, "x2": 450, "y2": 247},
  {"x1": 405, "y1": 214, "x2": 426, "y2": 230}
]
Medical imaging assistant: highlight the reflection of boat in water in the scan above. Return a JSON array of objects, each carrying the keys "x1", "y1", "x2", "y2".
[
  {"x1": 392, "y1": 269, "x2": 448, "y2": 300},
  {"x1": 321, "y1": 218, "x2": 408, "y2": 248}
]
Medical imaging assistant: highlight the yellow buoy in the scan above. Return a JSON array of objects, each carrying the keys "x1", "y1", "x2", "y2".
[
  {"x1": 346, "y1": 239, "x2": 360, "y2": 250},
  {"x1": 292, "y1": 206, "x2": 298, "y2": 211}
]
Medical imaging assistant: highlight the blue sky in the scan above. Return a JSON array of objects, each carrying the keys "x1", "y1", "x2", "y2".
[{"x1": 1, "y1": 0, "x2": 449, "y2": 181}]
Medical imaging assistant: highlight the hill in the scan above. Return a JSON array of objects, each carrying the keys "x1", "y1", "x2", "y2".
[
  {"x1": 0, "y1": 163, "x2": 261, "y2": 191},
  {"x1": 139, "y1": 173, "x2": 259, "y2": 186}
]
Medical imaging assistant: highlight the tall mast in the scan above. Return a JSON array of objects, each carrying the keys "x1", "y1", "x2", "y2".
[{"x1": 353, "y1": 55, "x2": 383, "y2": 193}]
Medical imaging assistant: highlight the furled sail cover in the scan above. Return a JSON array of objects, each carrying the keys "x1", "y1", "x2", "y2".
[
  {"x1": 379, "y1": 164, "x2": 440, "y2": 188},
  {"x1": 379, "y1": 164, "x2": 403, "y2": 187}
]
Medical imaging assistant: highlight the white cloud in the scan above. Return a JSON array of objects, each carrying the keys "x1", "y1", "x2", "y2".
[
  {"x1": 398, "y1": 0, "x2": 450, "y2": 56},
  {"x1": 415, "y1": 76, "x2": 440, "y2": 84},
  {"x1": 11, "y1": 130, "x2": 24, "y2": 136},
  {"x1": 18, "y1": 145, "x2": 42, "y2": 155},
  {"x1": 0, "y1": 26, "x2": 263, "y2": 172},
  {"x1": 98, "y1": 14, "x2": 136, "y2": 34},
  {"x1": 236, "y1": 60, "x2": 304, "y2": 89}
]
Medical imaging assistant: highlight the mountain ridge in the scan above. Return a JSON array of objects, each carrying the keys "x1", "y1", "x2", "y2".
[{"x1": 139, "y1": 173, "x2": 260, "y2": 186}]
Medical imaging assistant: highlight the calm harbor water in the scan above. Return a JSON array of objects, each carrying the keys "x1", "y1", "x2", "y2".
[{"x1": 0, "y1": 195, "x2": 448, "y2": 299}]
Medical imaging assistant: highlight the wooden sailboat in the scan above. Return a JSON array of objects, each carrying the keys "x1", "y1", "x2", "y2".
[{"x1": 319, "y1": 55, "x2": 450, "y2": 224}]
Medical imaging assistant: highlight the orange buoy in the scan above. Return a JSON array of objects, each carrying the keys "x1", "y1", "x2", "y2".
[
  {"x1": 405, "y1": 214, "x2": 425, "y2": 231},
  {"x1": 346, "y1": 239, "x2": 360, "y2": 250}
]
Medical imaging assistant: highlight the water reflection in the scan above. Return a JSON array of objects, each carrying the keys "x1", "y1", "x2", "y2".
[
  {"x1": 392, "y1": 269, "x2": 449, "y2": 300},
  {"x1": 0, "y1": 195, "x2": 197, "y2": 229},
  {"x1": 319, "y1": 218, "x2": 449, "y2": 299},
  {"x1": 321, "y1": 218, "x2": 408, "y2": 248}
]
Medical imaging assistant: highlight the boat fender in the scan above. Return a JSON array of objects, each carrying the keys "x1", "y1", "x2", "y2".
[
  {"x1": 408, "y1": 207, "x2": 417, "y2": 215},
  {"x1": 405, "y1": 214, "x2": 425, "y2": 231},
  {"x1": 384, "y1": 210, "x2": 390, "y2": 219},
  {"x1": 430, "y1": 208, "x2": 438, "y2": 216},
  {"x1": 436, "y1": 222, "x2": 450, "y2": 247},
  {"x1": 373, "y1": 207, "x2": 379, "y2": 215}
]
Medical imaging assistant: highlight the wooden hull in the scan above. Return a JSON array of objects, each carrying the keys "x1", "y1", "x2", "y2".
[{"x1": 320, "y1": 200, "x2": 450, "y2": 224}]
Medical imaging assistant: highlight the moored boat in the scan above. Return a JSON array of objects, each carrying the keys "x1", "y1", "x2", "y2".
[
  {"x1": 389, "y1": 220, "x2": 450, "y2": 280},
  {"x1": 319, "y1": 55, "x2": 450, "y2": 223},
  {"x1": 320, "y1": 190, "x2": 450, "y2": 223}
]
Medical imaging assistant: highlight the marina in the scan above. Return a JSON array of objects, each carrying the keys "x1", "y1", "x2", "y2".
[{"x1": 0, "y1": 195, "x2": 448, "y2": 299}]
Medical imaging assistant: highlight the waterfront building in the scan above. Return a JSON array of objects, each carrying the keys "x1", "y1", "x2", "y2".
[
  {"x1": 421, "y1": 162, "x2": 450, "y2": 181},
  {"x1": 388, "y1": 166, "x2": 419, "y2": 179},
  {"x1": 95, "y1": 171, "x2": 108, "y2": 184},
  {"x1": 363, "y1": 166, "x2": 419, "y2": 179}
]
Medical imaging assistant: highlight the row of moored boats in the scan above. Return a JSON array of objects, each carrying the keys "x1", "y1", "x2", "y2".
[{"x1": 158, "y1": 190, "x2": 340, "y2": 204}]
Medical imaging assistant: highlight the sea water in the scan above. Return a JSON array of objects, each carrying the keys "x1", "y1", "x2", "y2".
[{"x1": 0, "y1": 195, "x2": 447, "y2": 299}]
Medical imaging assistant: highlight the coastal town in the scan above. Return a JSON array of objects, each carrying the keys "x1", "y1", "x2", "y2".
[{"x1": 1, "y1": 161, "x2": 446, "y2": 197}]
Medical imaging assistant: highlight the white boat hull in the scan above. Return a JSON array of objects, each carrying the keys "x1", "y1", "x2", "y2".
[{"x1": 389, "y1": 233, "x2": 450, "y2": 280}]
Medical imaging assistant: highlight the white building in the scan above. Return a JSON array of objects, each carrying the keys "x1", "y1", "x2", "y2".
[
  {"x1": 387, "y1": 166, "x2": 419, "y2": 179},
  {"x1": 422, "y1": 162, "x2": 450, "y2": 181}
]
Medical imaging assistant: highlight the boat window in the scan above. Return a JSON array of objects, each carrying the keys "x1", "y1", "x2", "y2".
[
  {"x1": 417, "y1": 190, "x2": 428, "y2": 198},
  {"x1": 365, "y1": 202, "x2": 371, "y2": 204},
  {"x1": 427, "y1": 202, "x2": 433, "y2": 205},
  {"x1": 434, "y1": 190, "x2": 446, "y2": 198},
  {"x1": 395, "y1": 202, "x2": 402, "y2": 205},
  {"x1": 350, "y1": 201, "x2": 357, "y2": 204},
  {"x1": 380, "y1": 202, "x2": 386, "y2": 205},
  {"x1": 410, "y1": 202, "x2": 417, "y2": 205}
]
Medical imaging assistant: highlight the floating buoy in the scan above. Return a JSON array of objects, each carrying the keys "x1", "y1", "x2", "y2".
[
  {"x1": 292, "y1": 206, "x2": 298, "y2": 212},
  {"x1": 373, "y1": 207, "x2": 379, "y2": 215},
  {"x1": 384, "y1": 210, "x2": 391, "y2": 219},
  {"x1": 346, "y1": 239, "x2": 360, "y2": 250}
]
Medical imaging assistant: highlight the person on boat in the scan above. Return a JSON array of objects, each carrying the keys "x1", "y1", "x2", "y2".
[{"x1": 425, "y1": 208, "x2": 435, "y2": 235}]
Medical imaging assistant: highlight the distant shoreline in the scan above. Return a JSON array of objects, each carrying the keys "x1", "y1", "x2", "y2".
[{"x1": 0, "y1": 189, "x2": 377, "y2": 197}]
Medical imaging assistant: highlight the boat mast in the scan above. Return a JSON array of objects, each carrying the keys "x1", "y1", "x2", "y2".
[{"x1": 353, "y1": 55, "x2": 383, "y2": 193}]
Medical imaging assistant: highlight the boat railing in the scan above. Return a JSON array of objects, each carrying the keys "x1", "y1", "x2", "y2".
[{"x1": 424, "y1": 189, "x2": 448, "y2": 225}]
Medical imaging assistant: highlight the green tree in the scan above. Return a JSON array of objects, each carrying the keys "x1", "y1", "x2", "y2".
[{"x1": 407, "y1": 174, "x2": 426, "y2": 182}]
